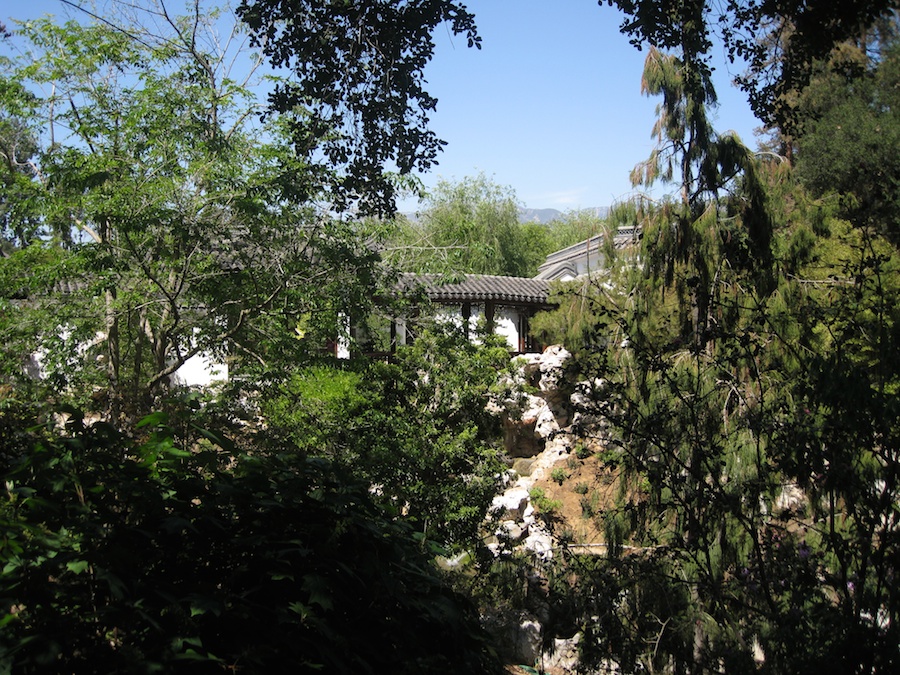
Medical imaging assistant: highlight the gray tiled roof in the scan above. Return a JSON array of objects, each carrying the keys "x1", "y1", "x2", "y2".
[
  {"x1": 535, "y1": 227, "x2": 641, "y2": 280},
  {"x1": 400, "y1": 273, "x2": 550, "y2": 305}
]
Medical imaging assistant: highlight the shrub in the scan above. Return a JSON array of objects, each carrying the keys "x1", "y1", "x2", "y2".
[
  {"x1": 529, "y1": 487, "x2": 562, "y2": 515},
  {"x1": 262, "y1": 326, "x2": 510, "y2": 550},
  {"x1": 0, "y1": 406, "x2": 503, "y2": 673},
  {"x1": 580, "y1": 490, "x2": 601, "y2": 519}
]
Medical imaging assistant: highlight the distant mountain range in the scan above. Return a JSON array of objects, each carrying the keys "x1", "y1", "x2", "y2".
[{"x1": 518, "y1": 206, "x2": 610, "y2": 224}]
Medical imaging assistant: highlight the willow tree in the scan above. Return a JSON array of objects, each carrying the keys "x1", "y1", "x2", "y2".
[
  {"x1": 604, "y1": 0, "x2": 900, "y2": 151},
  {"x1": 382, "y1": 174, "x2": 551, "y2": 277},
  {"x1": 563, "y1": 43, "x2": 780, "y2": 672}
]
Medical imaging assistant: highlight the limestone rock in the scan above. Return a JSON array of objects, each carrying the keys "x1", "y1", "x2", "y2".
[
  {"x1": 534, "y1": 403, "x2": 559, "y2": 439},
  {"x1": 491, "y1": 486, "x2": 530, "y2": 520},
  {"x1": 523, "y1": 524, "x2": 555, "y2": 560},
  {"x1": 512, "y1": 457, "x2": 536, "y2": 476},
  {"x1": 498, "y1": 520, "x2": 528, "y2": 543},
  {"x1": 520, "y1": 393, "x2": 547, "y2": 420},
  {"x1": 515, "y1": 618, "x2": 543, "y2": 664},
  {"x1": 570, "y1": 378, "x2": 607, "y2": 412},
  {"x1": 537, "y1": 345, "x2": 572, "y2": 427},
  {"x1": 775, "y1": 483, "x2": 807, "y2": 514},
  {"x1": 495, "y1": 346, "x2": 580, "y2": 456},
  {"x1": 538, "y1": 345, "x2": 571, "y2": 392},
  {"x1": 503, "y1": 415, "x2": 544, "y2": 457},
  {"x1": 519, "y1": 352, "x2": 543, "y2": 384},
  {"x1": 481, "y1": 611, "x2": 543, "y2": 666},
  {"x1": 544, "y1": 634, "x2": 582, "y2": 674}
]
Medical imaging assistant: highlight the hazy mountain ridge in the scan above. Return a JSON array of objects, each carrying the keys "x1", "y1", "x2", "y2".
[
  {"x1": 518, "y1": 206, "x2": 609, "y2": 224},
  {"x1": 401, "y1": 206, "x2": 609, "y2": 224}
]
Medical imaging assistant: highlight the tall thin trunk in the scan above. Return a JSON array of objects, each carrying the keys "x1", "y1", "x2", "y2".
[
  {"x1": 131, "y1": 307, "x2": 146, "y2": 403},
  {"x1": 105, "y1": 287, "x2": 120, "y2": 383},
  {"x1": 100, "y1": 216, "x2": 121, "y2": 415}
]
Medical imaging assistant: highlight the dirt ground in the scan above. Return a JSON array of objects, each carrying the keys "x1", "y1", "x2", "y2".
[
  {"x1": 499, "y1": 446, "x2": 635, "y2": 675},
  {"x1": 528, "y1": 447, "x2": 627, "y2": 552}
]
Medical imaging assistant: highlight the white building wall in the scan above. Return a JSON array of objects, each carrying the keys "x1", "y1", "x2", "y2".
[
  {"x1": 432, "y1": 304, "x2": 525, "y2": 352},
  {"x1": 27, "y1": 326, "x2": 229, "y2": 387},
  {"x1": 173, "y1": 353, "x2": 228, "y2": 387},
  {"x1": 433, "y1": 305, "x2": 483, "y2": 335},
  {"x1": 493, "y1": 306, "x2": 521, "y2": 352}
]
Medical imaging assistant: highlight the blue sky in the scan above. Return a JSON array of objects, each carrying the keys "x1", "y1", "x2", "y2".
[
  {"x1": 3, "y1": 0, "x2": 763, "y2": 212},
  {"x1": 407, "y1": 0, "x2": 762, "y2": 212}
]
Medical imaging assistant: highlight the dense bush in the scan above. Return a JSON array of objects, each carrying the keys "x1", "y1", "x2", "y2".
[
  {"x1": 0, "y1": 402, "x2": 502, "y2": 673},
  {"x1": 263, "y1": 326, "x2": 510, "y2": 550}
]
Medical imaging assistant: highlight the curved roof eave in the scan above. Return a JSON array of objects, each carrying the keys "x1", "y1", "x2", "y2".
[{"x1": 398, "y1": 273, "x2": 551, "y2": 305}]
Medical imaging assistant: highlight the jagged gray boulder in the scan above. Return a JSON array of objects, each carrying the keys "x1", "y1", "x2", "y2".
[
  {"x1": 481, "y1": 611, "x2": 543, "y2": 666},
  {"x1": 491, "y1": 486, "x2": 530, "y2": 520}
]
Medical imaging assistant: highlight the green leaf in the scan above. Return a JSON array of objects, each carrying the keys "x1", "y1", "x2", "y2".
[
  {"x1": 288, "y1": 601, "x2": 311, "y2": 620},
  {"x1": 66, "y1": 559, "x2": 89, "y2": 574},
  {"x1": 136, "y1": 411, "x2": 168, "y2": 429},
  {"x1": 302, "y1": 575, "x2": 333, "y2": 611},
  {"x1": 189, "y1": 424, "x2": 236, "y2": 453}
]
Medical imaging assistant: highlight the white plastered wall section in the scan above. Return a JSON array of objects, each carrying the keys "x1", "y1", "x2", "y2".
[
  {"x1": 433, "y1": 304, "x2": 523, "y2": 352},
  {"x1": 26, "y1": 326, "x2": 228, "y2": 387},
  {"x1": 173, "y1": 352, "x2": 229, "y2": 387}
]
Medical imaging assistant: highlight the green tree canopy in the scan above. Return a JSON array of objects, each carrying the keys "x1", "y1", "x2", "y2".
[
  {"x1": 263, "y1": 326, "x2": 511, "y2": 550},
  {"x1": 385, "y1": 174, "x2": 552, "y2": 277},
  {"x1": 526, "y1": 5, "x2": 900, "y2": 672},
  {"x1": 605, "y1": 0, "x2": 900, "y2": 141},
  {"x1": 794, "y1": 29, "x2": 900, "y2": 242},
  {"x1": 238, "y1": 0, "x2": 481, "y2": 216},
  {"x1": 0, "y1": 4, "x2": 388, "y2": 414}
]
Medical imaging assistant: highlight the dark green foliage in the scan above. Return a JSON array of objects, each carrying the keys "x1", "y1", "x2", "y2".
[
  {"x1": 548, "y1": 190, "x2": 900, "y2": 673},
  {"x1": 531, "y1": 273, "x2": 621, "y2": 355},
  {"x1": 238, "y1": 0, "x2": 481, "y2": 216},
  {"x1": 0, "y1": 403, "x2": 502, "y2": 673},
  {"x1": 529, "y1": 14, "x2": 900, "y2": 670},
  {"x1": 605, "y1": 0, "x2": 900, "y2": 138},
  {"x1": 796, "y1": 37, "x2": 900, "y2": 243},
  {"x1": 555, "y1": 552, "x2": 696, "y2": 674},
  {"x1": 10, "y1": 2, "x2": 900, "y2": 672},
  {"x1": 2, "y1": 7, "x2": 506, "y2": 667}
]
